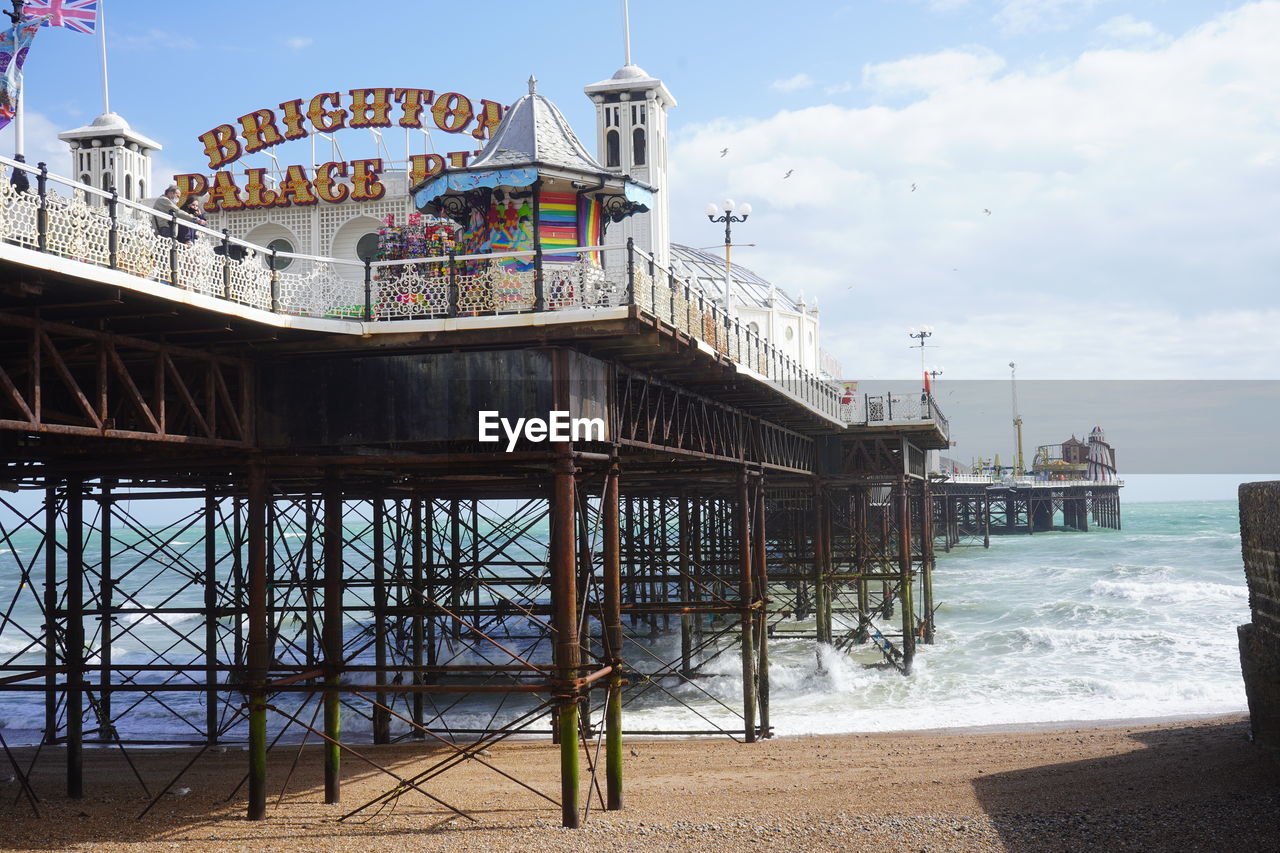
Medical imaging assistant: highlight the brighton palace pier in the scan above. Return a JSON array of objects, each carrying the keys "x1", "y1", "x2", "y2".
[{"x1": 0, "y1": 57, "x2": 951, "y2": 826}]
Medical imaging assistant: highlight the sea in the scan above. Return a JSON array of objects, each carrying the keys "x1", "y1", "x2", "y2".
[
  {"x1": 0, "y1": 499, "x2": 1250, "y2": 741},
  {"x1": 627, "y1": 498, "x2": 1251, "y2": 735}
]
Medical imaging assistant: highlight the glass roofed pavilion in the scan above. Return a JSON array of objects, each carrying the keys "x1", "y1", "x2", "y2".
[{"x1": 671, "y1": 243, "x2": 838, "y2": 379}]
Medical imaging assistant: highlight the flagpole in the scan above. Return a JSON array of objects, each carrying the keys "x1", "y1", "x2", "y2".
[
  {"x1": 14, "y1": 68, "x2": 22, "y2": 156},
  {"x1": 98, "y1": 0, "x2": 109, "y2": 113},
  {"x1": 5, "y1": 1, "x2": 24, "y2": 157}
]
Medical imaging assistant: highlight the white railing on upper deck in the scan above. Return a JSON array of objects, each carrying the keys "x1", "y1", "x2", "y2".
[
  {"x1": 839, "y1": 390, "x2": 950, "y2": 443},
  {"x1": 942, "y1": 475, "x2": 1124, "y2": 488},
  {"x1": 0, "y1": 156, "x2": 855, "y2": 422}
]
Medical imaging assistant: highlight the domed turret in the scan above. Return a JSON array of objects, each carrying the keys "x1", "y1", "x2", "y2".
[{"x1": 58, "y1": 111, "x2": 162, "y2": 203}]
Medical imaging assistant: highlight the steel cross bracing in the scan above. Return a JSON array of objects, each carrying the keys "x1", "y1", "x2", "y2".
[
  {"x1": 762, "y1": 480, "x2": 936, "y2": 675},
  {"x1": 614, "y1": 367, "x2": 815, "y2": 473},
  {"x1": 0, "y1": 312, "x2": 252, "y2": 447}
]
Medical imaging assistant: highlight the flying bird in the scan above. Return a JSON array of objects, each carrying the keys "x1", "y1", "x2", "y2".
[
  {"x1": 983, "y1": 209, "x2": 992, "y2": 215},
  {"x1": 783, "y1": 169, "x2": 794, "y2": 179},
  {"x1": 911, "y1": 183, "x2": 917, "y2": 192},
  {"x1": 719, "y1": 148, "x2": 729, "y2": 157}
]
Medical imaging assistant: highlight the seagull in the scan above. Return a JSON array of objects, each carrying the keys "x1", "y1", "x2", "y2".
[
  {"x1": 983, "y1": 209, "x2": 992, "y2": 215},
  {"x1": 719, "y1": 148, "x2": 729, "y2": 157},
  {"x1": 911, "y1": 183, "x2": 917, "y2": 192},
  {"x1": 783, "y1": 169, "x2": 794, "y2": 179}
]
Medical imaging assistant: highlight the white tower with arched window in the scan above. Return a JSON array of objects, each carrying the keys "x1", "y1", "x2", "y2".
[
  {"x1": 584, "y1": 64, "x2": 675, "y2": 268},
  {"x1": 58, "y1": 112, "x2": 161, "y2": 204}
]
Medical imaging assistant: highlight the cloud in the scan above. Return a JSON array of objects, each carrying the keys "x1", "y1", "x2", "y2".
[
  {"x1": 0, "y1": 110, "x2": 74, "y2": 174},
  {"x1": 666, "y1": 2, "x2": 1280, "y2": 380},
  {"x1": 1094, "y1": 14, "x2": 1170, "y2": 47},
  {"x1": 770, "y1": 73, "x2": 815, "y2": 93},
  {"x1": 862, "y1": 49, "x2": 1006, "y2": 96},
  {"x1": 993, "y1": 0, "x2": 1105, "y2": 34},
  {"x1": 286, "y1": 36, "x2": 313, "y2": 51}
]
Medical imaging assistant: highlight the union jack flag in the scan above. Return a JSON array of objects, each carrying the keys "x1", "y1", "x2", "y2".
[{"x1": 23, "y1": 0, "x2": 98, "y2": 35}]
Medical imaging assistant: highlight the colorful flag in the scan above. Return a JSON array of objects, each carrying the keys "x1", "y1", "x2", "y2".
[
  {"x1": 0, "y1": 15, "x2": 48, "y2": 131},
  {"x1": 24, "y1": 0, "x2": 97, "y2": 35}
]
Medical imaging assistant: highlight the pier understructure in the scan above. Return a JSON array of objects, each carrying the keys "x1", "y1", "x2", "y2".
[
  {"x1": 0, "y1": 159, "x2": 948, "y2": 826},
  {"x1": 934, "y1": 478, "x2": 1122, "y2": 550}
]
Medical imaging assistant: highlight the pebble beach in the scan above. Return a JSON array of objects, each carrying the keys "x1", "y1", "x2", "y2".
[{"x1": 3, "y1": 714, "x2": 1277, "y2": 852}]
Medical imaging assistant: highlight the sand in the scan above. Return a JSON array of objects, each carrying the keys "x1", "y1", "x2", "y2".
[{"x1": 1, "y1": 713, "x2": 1277, "y2": 852}]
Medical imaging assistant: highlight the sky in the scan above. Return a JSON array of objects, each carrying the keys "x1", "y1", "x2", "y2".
[{"x1": 2, "y1": 0, "x2": 1276, "y2": 488}]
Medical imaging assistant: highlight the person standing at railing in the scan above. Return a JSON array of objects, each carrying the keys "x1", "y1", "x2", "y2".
[
  {"x1": 151, "y1": 184, "x2": 196, "y2": 238},
  {"x1": 8, "y1": 153, "x2": 29, "y2": 193},
  {"x1": 177, "y1": 195, "x2": 207, "y2": 245}
]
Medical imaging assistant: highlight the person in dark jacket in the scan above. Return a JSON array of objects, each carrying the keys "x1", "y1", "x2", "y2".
[
  {"x1": 9, "y1": 153, "x2": 29, "y2": 194},
  {"x1": 177, "y1": 196, "x2": 207, "y2": 244}
]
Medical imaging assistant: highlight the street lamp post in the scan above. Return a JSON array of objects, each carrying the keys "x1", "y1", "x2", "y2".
[
  {"x1": 706, "y1": 199, "x2": 751, "y2": 309},
  {"x1": 908, "y1": 326, "x2": 934, "y2": 385}
]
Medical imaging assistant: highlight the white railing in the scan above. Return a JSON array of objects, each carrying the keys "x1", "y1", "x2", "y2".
[
  {"x1": 839, "y1": 390, "x2": 950, "y2": 442},
  {"x1": 0, "y1": 155, "x2": 852, "y2": 423},
  {"x1": 627, "y1": 246, "x2": 845, "y2": 420},
  {"x1": 942, "y1": 475, "x2": 1124, "y2": 488}
]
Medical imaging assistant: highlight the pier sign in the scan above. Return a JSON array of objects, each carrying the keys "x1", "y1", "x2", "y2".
[{"x1": 175, "y1": 87, "x2": 505, "y2": 211}]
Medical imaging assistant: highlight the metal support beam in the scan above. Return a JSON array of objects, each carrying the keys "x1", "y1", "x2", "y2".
[
  {"x1": 738, "y1": 469, "x2": 757, "y2": 743},
  {"x1": 603, "y1": 456, "x2": 623, "y2": 811},
  {"x1": 246, "y1": 465, "x2": 269, "y2": 821},
  {"x1": 323, "y1": 473, "x2": 343, "y2": 804},
  {"x1": 551, "y1": 446, "x2": 580, "y2": 828}
]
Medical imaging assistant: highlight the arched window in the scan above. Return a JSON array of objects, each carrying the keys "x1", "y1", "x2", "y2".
[
  {"x1": 124, "y1": 174, "x2": 132, "y2": 200},
  {"x1": 605, "y1": 130, "x2": 620, "y2": 168},
  {"x1": 632, "y1": 127, "x2": 646, "y2": 166},
  {"x1": 356, "y1": 232, "x2": 380, "y2": 262},
  {"x1": 267, "y1": 238, "x2": 294, "y2": 270},
  {"x1": 138, "y1": 180, "x2": 146, "y2": 199}
]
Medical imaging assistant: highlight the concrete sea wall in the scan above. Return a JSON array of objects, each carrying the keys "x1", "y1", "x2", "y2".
[{"x1": 1239, "y1": 481, "x2": 1280, "y2": 751}]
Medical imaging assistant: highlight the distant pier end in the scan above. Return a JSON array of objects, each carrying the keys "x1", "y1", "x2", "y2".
[
  {"x1": 932, "y1": 427, "x2": 1122, "y2": 547},
  {"x1": 1239, "y1": 481, "x2": 1280, "y2": 752}
]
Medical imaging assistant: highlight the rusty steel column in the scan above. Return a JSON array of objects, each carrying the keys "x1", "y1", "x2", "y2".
[
  {"x1": 411, "y1": 497, "x2": 427, "y2": 732},
  {"x1": 921, "y1": 478, "x2": 935, "y2": 645},
  {"x1": 738, "y1": 469, "x2": 758, "y2": 743},
  {"x1": 372, "y1": 497, "x2": 390, "y2": 744},
  {"x1": 43, "y1": 484, "x2": 58, "y2": 748},
  {"x1": 550, "y1": 445, "x2": 580, "y2": 827},
  {"x1": 983, "y1": 493, "x2": 991, "y2": 548},
  {"x1": 603, "y1": 456, "x2": 624, "y2": 810},
  {"x1": 246, "y1": 465, "x2": 270, "y2": 821},
  {"x1": 752, "y1": 474, "x2": 770, "y2": 739},
  {"x1": 812, "y1": 482, "x2": 831, "y2": 647},
  {"x1": 322, "y1": 474, "x2": 343, "y2": 804},
  {"x1": 854, "y1": 489, "x2": 870, "y2": 644},
  {"x1": 65, "y1": 478, "x2": 84, "y2": 799},
  {"x1": 204, "y1": 486, "x2": 219, "y2": 743},
  {"x1": 678, "y1": 494, "x2": 693, "y2": 678},
  {"x1": 897, "y1": 477, "x2": 916, "y2": 674}
]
